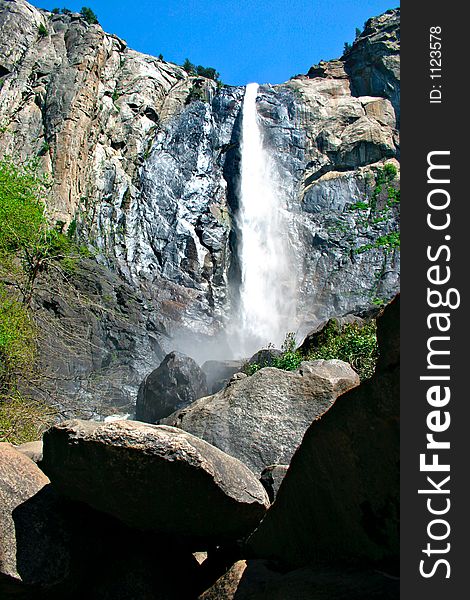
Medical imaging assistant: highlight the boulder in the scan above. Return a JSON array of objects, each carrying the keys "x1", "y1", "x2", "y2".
[
  {"x1": 136, "y1": 351, "x2": 208, "y2": 423},
  {"x1": 41, "y1": 420, "x2": 269, "y2": 546},
  {"x1": 247, "y1": 296, "x2": 399, "y2": 569},
  {"x1": 14, "y1": 440, "x2": 43, "y2": 463},
  {"x1": 161, "y1": 360, "x2": 359, "y2": 475},
  {"x1": 199, "y1": 560, "x2": 399, "y2": 599},
  {"x1": 0, "y1": 443, "x2": 70, "y2": 588},
  {"x1": 201, "y1": 360, "x2": 245, "y2": 394}
]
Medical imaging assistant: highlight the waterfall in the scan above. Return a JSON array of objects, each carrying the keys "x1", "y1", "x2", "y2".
[{"x1": 232, "y1": 82, "x2": 297, "y2": 357}]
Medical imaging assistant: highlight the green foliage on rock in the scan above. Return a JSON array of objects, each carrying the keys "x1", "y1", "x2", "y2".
[
  {"x1": 0, "y1": 157, "x2": 85, "y2": 442},
  {"x1": 0, "y1": 157, "x2": 82, "y2": 302},
  {"x1": 0, "y1": 287, "x2": 36, "y2": 382},
  {"x1": 307, "y1": 321, "x2": 378, "y2": 381},
  {"x1": 246, "y1": 322, "x2": 378, "y2": 381},
  {"x1": 182, "y1": 59, "x2": 221, "y2": 83},
  {"x1": 38, "y1": 23, "x2": 48, "y2": 37}
]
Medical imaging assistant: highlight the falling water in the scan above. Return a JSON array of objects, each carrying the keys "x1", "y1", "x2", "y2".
[{"x1": 233, "y1": 83, "x2": 297, "y2": 357}]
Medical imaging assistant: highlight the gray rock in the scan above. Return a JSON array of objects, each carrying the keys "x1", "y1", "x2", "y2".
[
  {"x1": 202, "y1": 360, "x2": 245, "y2": 394},
  {"x1": 41, "y1": 419, "x2": 270, "y2": 545},
  {"x1": 247, "y1": 296, "x2": 399, "y2": 568},
  {"x1": 161, "y1": 360, "x2": 359, "y2": 475},
  {"x1": 136, "y1": 351, "x2": 208, "y2": 423},
  {"x1": 345, "y1": 9, "x2": 400, "y2": 122}
]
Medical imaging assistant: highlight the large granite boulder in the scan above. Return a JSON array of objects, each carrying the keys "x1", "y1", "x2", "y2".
[
  {"x1": 136, "y1": 351, "x2": 208, "y2": 423},
  {"x1": 41, "y1": 419, "x2": 269, "y2": 546},
  {"x1": 161, "y1": 360, "x2": 359, "y2": 475},
  {"x1": 0, "y1": 443, "x2": 70, "y2": 588},
  {"x1": 247, "y1": 296, "x2": 400, "y2": 569}
]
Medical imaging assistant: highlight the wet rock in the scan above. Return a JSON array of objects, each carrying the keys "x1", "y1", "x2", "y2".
[
  {"x1": 161, "y1": 360, "x2": 359, "y2": 475},
  {"x1": 41, "y1": 419, "x2": 269, "y2": 546},
  {"x1": 136, "y1": 351, "x2": 208, "y2": 423},
  {"x1": 201, "y1": 360, "x2": 245, "y2": 394},
  {"x1": 247, "y1": 296, "x2": 399, "y2": 569}
]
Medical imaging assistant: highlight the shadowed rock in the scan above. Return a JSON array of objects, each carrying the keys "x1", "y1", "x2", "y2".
[
  {"x1": 199, "y1": 560, "x2": 399, "y2": 599},
  {"x1": 247, "y1": 296, "x2": 400, "y2": 569}
]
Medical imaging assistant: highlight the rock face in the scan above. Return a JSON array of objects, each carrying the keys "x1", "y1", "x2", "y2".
[
  {"x1": 344, "y1": 9, "x2": 400, "y2": 122},
  {"x1": 247, "y1": 296, "x2": 400, "y2": 569},
  {"x1": 136, "y1": 351, "x2": 208, "y2": 423},
  {"x1": 161, "y1": 360, "x2": 360, "y2": 475},
  {"x1": 0, "y1": 443, "x2": 69, "y2": 587},
  {"x1": 41, "y1": 419, "x2": 270, "y2": 545},
  {"x1": 0, "y1": 1, "x2": 400, "y2": 416}
]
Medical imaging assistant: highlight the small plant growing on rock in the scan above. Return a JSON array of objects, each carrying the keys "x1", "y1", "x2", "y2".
[{"x1": 38, "y1": 23, "x2": 48, "y2": 37}]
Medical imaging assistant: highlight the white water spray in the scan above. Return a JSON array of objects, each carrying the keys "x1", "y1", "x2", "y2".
[{"x1": 233, "y1": 83, "x2": 297, "y2": 357}]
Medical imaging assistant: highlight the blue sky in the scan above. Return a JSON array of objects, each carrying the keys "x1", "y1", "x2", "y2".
[{"x1": 34, "y1": 1, "x2": 397, "y2": 85}]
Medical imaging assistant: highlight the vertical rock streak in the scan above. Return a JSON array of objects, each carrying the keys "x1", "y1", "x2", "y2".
[{"x1": 234, "y1": 83, "x2": 296, "y2": 356}]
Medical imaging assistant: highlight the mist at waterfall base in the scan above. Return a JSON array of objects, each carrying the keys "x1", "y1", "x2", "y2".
[{"x1": 171, "y1": 83, "x2": 298, "y2": 364}]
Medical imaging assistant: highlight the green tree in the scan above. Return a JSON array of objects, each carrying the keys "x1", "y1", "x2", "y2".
[
  {"x1": 182, "y1": 58, "x2": 196, "y2": 74},
  {"x1": 195, "y1": 65, "x2": 220, "y2": 81},
  {"x1": 80, "y1": 6, "x2": 99, "y2": 24},
  {"x1": 51, "y1": 7, "x2": 60, "y2": 14},
  {"x1": 0, "y1": 157, "x2": 76, "y2": 304}
]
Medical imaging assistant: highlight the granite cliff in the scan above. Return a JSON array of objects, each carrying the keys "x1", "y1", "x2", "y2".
[{"x1": 0, "y1": 0, "x2": 400, "y2": 416}]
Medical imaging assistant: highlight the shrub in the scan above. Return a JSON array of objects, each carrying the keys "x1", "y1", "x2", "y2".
[
  {"x1": 245, "y1": 322, "x2": 378, "y2": 381},
  {"x1": 195, "y1": 65, "x2": 220, "y2": 81},
  {"x1": 0, "y1": 393, "x2": 55, "y2": 444},
  {"x1": 307, "y1": 320, "x2": 378, "y2": 380},
  {"x1": 80, "y1": 6, "x2": 99, "y2": 24},
  {"x1": 182, "y1": 58, "x2": 196, "y2": 75},
  {"x1": 38, "y1": 23, "x2": 48, "y2": 37},
  {"x1": 0, "y1": 287, "x2": 36, "y2": 384},
  {"x1": 0, "y1": 157, "x2": 77, "y2": 302}
]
